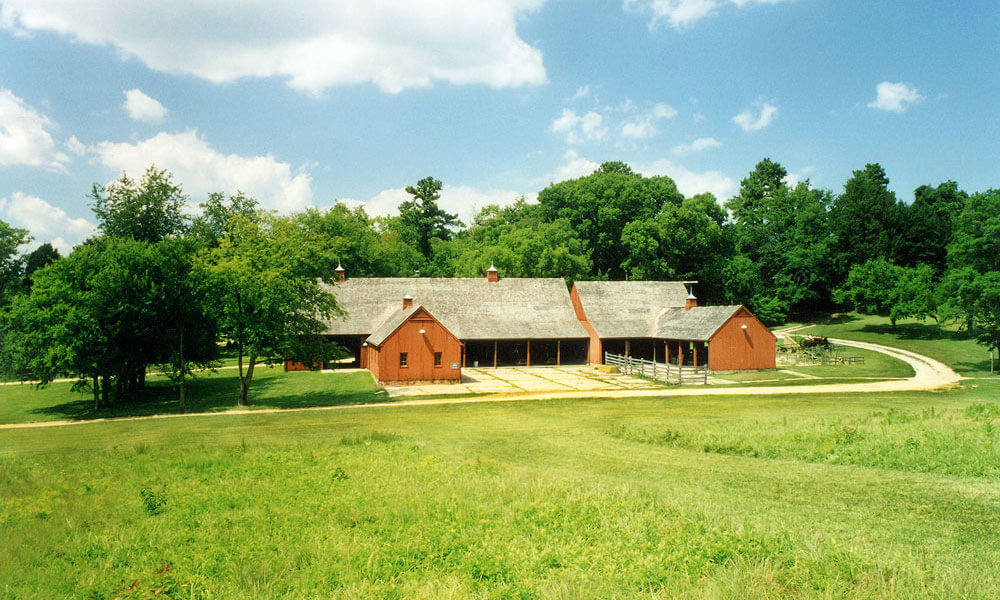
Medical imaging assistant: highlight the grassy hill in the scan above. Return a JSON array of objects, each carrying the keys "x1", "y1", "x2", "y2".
[{"x1": 2, "y1": 314, "x2": 999, "y2": 598}]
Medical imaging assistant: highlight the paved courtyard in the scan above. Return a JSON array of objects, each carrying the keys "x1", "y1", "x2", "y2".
[{"x1": 382, "y1": 365, "x2": 665, "y2": 397}]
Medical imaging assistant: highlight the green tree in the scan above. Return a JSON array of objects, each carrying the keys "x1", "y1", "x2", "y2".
[
  {"x1": 946, "y1": 189, "x2": 1000, "y2": 275},
  {"x1": 829, "y1": 163, "x2": 905, "y2": 273},
  {"x1": 898, "y1": 181, "x2": 967, "y2": 272},
  {"x1": 968, "y1": 272, "x2": 1000, "y2": 356},
  {"x1": 90, "y1": 166, "x2": 188, "y2": 242},
  {"x1": 197, "y1": 212, "x2": 340, "y2": 406},
  {"x1": 727, "y1": 160, "x2": 835, "y2": 317},
  {"x1": 621, "y1": 196, "x2": 731, "y2": 297},
  {"x1": 889, "y1": 263, "x2": 938, "y2": 326},
  {"x1": 23, "y1": 242, "x2": 60, "y2": 282},
  {"x1": 450, "y1": 200, "x2": 591, "y2": 279},
  {"x1": 0, "y1": 219, "x2": 30, "y2": 304},
  {"x1": 191, "y1": 191, "x2": 259, "y2": 248},
  {"x1": 398, "y1": 176, "x2": 461, "y2": 261},
  {"x1": 537, "y1": 161, "x2": 683, "y2": 278},
  {"x1": 834, "y1": 258, "x2": 901, "y2": 319}
]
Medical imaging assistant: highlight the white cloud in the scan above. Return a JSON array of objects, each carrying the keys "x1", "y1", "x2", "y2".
[
  {"x1": 625, "y1": 0, "x2": 792, "y2": 29},
  {"x1": 672, "y1": 136, "x2": 722, "y2": 154},
  {"x1": 123, "y1": 88, "x2": 167, "y2": 123},
  {"x1": 544, "y1": 150, "x2": 601, "y2": 182},
  {"x1": 65, "y1": 135, "x2": 87, "y2": 156},
  {"x1": 570, "y1": 85, "x2": 592, "y2": 101},
  {"x1": 0, "y1": 1, "x2": 547, "y2": 95},
  {"x1": 551, "y1": 109, "x2": 607, "y2": 143},
  {"x1": 868, "y1": 81, "x2": 924, "y2": 113},
  {"x1": 620, "y1": 102, "x2": 677, "y2": 140},
  {"x1": 0, "y1": 192, "x2": 96, "y2": 254},
  {"x1": 346, "y1": 184, "x2": 528, "y2": 224},
  {"x1": 0, "y1": 89, "x2": 68, "y2": 170},
  {"x1": 785, "y1": 165, "x2": 815, "y2": 188},
  {"x1": 638, "y1": 159, "x2": 736, "y2": 199},
  {"x1": 732, "y1": 102, "x2": 777, "y2": 132},
  {"x1": 87, "y1": 130, "x2": 313, "y2": 212}
]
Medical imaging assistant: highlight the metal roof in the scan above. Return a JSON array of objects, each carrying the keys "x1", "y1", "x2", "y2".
[
  {"x1": 573, "y1": 280, "x2": 691, "y2": 338},
  {"x1": 653, "y1": 305, "x2": 743, "y2": 341},
  {"x1": 320, "y1": 277, "x2": 589, "y2": 340}
]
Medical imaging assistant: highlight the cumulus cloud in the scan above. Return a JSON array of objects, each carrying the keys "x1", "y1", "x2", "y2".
[
  {"x1": 625, "y1": 0, "x2": 792, "y2": 29},
  {"x1": 638, "y1": 159, "x2": 736, "y2": 198},
  {"x1": 0, "y1": 192, "x2": 96, "y2": 254},
  {"x1": 543, "y1": 150, "x2": 601, "y2": 183},
  {"x1": 551, "y1": 109, "x2": 607, "y2": 143},
  {"x1": 123, "y1": 88, "x2": 167, "y2": 123},
  {"x1": 0, "y1": 1, "x2": 547, "y2": 95},
  {"x1": 0, "y1": 89, "x2": 68, "y2": 170},
  {"x1": 87, "y1": 130, "x2": 313, "y2": 212},
  {"x1": 672, "y1": 136, "x2": 722, "y2": 154},
  {"x1": 732, "y1": 101, "x2": 777, "y2": 132},
  {"x1": 620, "y1": 102, "x2": 677, "y2": 140},
  {"x1": 345, "y1": 185, "x2": 528, "y2": 224},
  {"x1": 868, "y1": 81, "x2": 924, "y2": 113}
]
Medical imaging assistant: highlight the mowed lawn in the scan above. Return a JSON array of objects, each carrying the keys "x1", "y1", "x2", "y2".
[
  {"x1": 3, "y1": 315, "x2": 1000, "y2": 599},
  {"x1": 0, "y1": 368, "x2": 384, "y2": 425}
]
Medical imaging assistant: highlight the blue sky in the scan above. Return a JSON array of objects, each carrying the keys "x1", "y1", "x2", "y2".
[{"x1": 1, "y1": 0, "x2": 997, "y2": 253}]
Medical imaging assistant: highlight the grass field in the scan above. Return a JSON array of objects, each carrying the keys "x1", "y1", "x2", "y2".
[
  {"x1": 0, "y1": 368, "x2": 383, "y2": 425},
  {"x1": 2, "y1": 314, "x2": 999, "y2": 598}
]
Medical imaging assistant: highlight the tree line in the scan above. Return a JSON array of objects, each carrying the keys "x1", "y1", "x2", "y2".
[{"x1": 1, "y1": 158, "x2": 998, "y2": 408}]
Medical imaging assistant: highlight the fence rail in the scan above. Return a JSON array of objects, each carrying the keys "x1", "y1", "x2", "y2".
[{"x1": 604, "y1": 352, "x2": 708, "y2": 385}]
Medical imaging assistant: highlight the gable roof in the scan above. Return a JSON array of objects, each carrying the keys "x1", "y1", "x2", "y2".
[
  {"x1": 365, "y1": 304, "x2": 456, "y2": 347},
  {"x1": 573, "y1": 280, "x2": 691, "y2": 338},
  {"x1": 320, "y1": 277, "x2": 589, "y2": 340},
  {"x1": 654, "y1": 305, "x2": 744, "y2": 341}
]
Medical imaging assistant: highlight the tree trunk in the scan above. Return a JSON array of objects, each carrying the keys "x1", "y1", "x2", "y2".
[
  {"x1": 92, "y1": 374, "x2": 100, "y2": 411},
  {"x1": 238, "y1": 355, "x2": 256, "y2": 407},
  {"x1": 101, "y1": 373, "x2": 109, "y2": 406},
  {"x1": 177, "y1": 331, "x2": 186, "y2": 413},
  {"x1": 138, "y1": 366, "x2": 146, "y2": 390}
]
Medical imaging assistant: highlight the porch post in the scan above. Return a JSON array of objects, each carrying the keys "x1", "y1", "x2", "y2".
[
  {"x1": 493, "y1": 340, "x2": 498, "y2": 368},
  {"x1": 665, "y1": 341, "x2": 670, "y2": 364},
  {"x1": 526, "y1": 340, "x2": 531, "y2": 367},
  {"x1": 693, "y1": 342, "x2": 699, "y2": 367},
  {"x1": 678, "y1": 342, "x2": 684, "y2": 367},
  {"x1": 557, "y1": 340, "x2": 561, "y2": 366},
  {"x1": 625, "y1": 340, "x2": 630, "y2": 358}
]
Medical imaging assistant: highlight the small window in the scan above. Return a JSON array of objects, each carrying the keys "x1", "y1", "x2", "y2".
[
  {"x1": 399, "y1": 352, "x2": 408, "y2": 367},
  {"x1": 434, "y1": 352, "x2": 442, "y2": 367}
]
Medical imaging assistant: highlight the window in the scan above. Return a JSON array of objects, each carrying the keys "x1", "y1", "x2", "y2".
[
  {"x1": 399, "y1": 352, "x2": 408, "y2": 367},
  {"x1": 434, "y1": 352, "x2": 442, "y2": 367}
]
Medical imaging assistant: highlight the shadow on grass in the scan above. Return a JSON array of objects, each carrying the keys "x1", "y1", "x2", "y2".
[
  {"x1": 817, "y1": 313, "x2": 861, "y2": 326},
  {"x1": 859, "y1": 322, "x2": 975, "y2": 342},
  {"x1": 26, "y1": 370, "x2": 388, "y2": 422}
]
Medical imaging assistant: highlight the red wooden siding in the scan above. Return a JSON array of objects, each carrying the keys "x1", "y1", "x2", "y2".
[
  {"x1": 569, "y1": 285, "x2": 602, "y2": 364},
  {"x1": 372, "y1": 308, "x2": 461, "y2": 382},
  {"x1": 707, "y1": 307, "x2": 776, "y2": 371}
]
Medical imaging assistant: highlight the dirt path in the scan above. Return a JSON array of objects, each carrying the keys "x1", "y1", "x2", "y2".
[{"x1": 0, "y1": 339, "x2": 963, "y2": 431}]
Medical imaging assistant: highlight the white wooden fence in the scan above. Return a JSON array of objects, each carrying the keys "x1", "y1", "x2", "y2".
[{"x1": 604, "y1": 352, "x2": 708, "y2": 385}]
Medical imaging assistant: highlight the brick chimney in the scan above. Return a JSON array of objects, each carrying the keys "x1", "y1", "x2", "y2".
[
  {"x1": 486, "y1": 263, "x2": 498, "y2": 283},
  {"x1": 402, "y1": 295, "x2": 413, "y2": 309},
  {"x1": 685, "y1": 291, "x2": 698, "y2": 311},
  {"x1": 334, "y1": 263, "x2": 345, "y2": 283}
]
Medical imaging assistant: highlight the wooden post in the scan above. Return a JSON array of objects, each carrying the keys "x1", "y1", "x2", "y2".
[
  {"x1": 665, "y1": 342, "x2": 670, "y2": 365},
  {"x1": 557, "y1": 340, "x2": 561, "y2": 366},
  {"x1": 653, "y1": 342, "x2": 657, "y2": 364},
  {"x1": 462, "y1": 344, "x2": 466, "y2": 368},
  {"x1": 625, "y1": 340, "x2": 630, "y2": 358},
  {"x1": 693, "y1": 343, "x2": 699, "y2": 367},
  {"x1": 526, "y1": 340, "x2": 531, "y2": 367},
  {"x1": 678, "y1": 342, "x2": 684, "y2": 367},
  {"x1": 493, "y1": 340, "x2": 498, "y2": 368}
]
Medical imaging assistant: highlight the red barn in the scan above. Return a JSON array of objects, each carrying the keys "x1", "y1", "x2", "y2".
[
  {"x1": 316, "y1": 268, "x2": 590, "y2": 383},
  {"x1": 571, "y1": 281, "x2": 776, "y2": 371}
]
